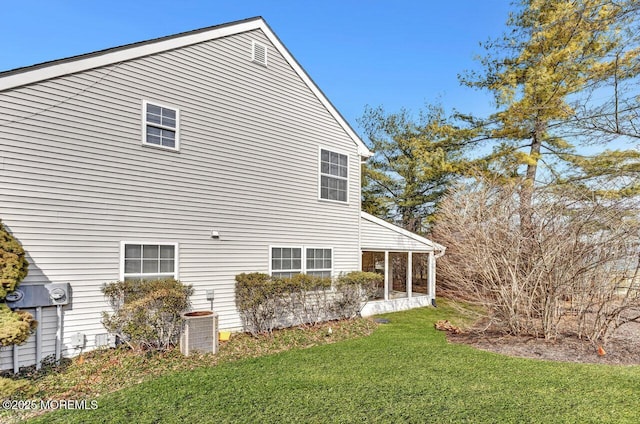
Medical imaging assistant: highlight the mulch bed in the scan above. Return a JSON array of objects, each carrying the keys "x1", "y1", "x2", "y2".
[{"x1": 445, "y1": 320, "x2": 640, "y2": 365}]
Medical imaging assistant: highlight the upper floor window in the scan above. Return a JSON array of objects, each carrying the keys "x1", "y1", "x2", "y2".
[
  {"x1": 143, "y1": 101, "x2": 179, "y2": 150},
  {"x1": 319, "y1": 149, "x2": 348, "y2": 202},
  {"x1": 121, "y1": 242, "x2": 178, "y2": 281}
]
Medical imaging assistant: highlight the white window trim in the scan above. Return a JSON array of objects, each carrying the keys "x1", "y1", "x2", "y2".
[
  {"x1": 119, "y1": 241, "x2": 179, "y2": 281},
  {"x1": 141, "y1": 99, "x2": 180, "y2": 151},
  {"x1": 305, "y1": 246, "x2": 334, "y2": 277},
  {"x1": 269, "y1": 245, "x2": 334, "y2": 278},
  {"x1": 318, "y1": 146, "x2": 350, "y2": 204},
  {"x1": 268, "y1": 245, "x2": 303, "y2": 276},
  {"x1": 251, "y1": 40, "x2": 268, "y2": 66}
]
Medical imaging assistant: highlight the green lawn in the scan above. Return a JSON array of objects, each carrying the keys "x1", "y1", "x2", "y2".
[{"x1": 30, "y1": 305, "x2": 640, "y2": 423}]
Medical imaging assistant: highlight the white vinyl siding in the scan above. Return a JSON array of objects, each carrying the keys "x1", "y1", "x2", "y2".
[
  {"x1": 0, "y1": 27, "x2": 361, "y2": 370},
  {"x1": 121, "y1": 242, "x2": 178, "y2": 280},
  {"x1": 143, "y1": 101, "x2": 179, "y2": 150},
  {"x1": 319, "y1": 148, "x2": 348, "y2": 202}
]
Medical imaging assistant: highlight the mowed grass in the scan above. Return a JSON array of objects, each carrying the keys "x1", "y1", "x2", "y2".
[{"x1": 30, "y1": 304, "x2": 640, "y2": 423}]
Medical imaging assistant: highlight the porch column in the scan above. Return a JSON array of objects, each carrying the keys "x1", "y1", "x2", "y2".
[
  {"x1": 384, "y1": 251, "x2": 389, "y2": 301},
  {"x1": 407, "y1": 251, "x2": 413, "y2": 299},
  {"x1": 428, "y1": 251, "x2": 436, "y2": 300}
]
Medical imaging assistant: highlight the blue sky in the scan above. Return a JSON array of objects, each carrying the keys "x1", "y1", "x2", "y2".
[{"x1": 1, "y1": 1, "x2": 512, "y2": 136}]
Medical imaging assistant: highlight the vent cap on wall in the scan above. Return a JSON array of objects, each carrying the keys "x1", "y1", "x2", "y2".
[{"x1": 252, "y1": 41, "x2": 268, "y2": 66}]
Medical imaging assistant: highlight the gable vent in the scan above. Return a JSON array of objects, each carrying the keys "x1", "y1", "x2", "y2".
[{"x1": 252, "y1": 41, "x2": 268, "y2": 66}]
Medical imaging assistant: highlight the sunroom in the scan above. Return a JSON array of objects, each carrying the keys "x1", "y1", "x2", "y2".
[{"x1": 359, "y1": 212, "x2": 445, "y2": 316}]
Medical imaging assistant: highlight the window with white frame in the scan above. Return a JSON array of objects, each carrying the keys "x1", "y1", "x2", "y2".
[
  {"x1": 143, "y1": 101, "x2": 179, "y2": 150},
  {"x1": 320, "y1": 149, "x2": 348, "y2": 202},
  {"x1": 270, "y1": 246, "x2": 333, "y2": 278},
  {"x1": 271, "y1": 247, "x2": 302, "y2": 278},
  {"x1": 306, "y1": 248, "x2": 332, "y2": 278},
  {"x1": 122, "y1": 243, "x2": 177, "y2": 281}
]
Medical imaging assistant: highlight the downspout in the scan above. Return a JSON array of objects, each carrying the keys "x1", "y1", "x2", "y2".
[{"x1": 431, "y1": 246, "x2": 446, "y2": 307}]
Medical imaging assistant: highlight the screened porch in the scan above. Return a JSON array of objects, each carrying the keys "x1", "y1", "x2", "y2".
[{"x1": 359, "y1": 212, "x2": 445, "y2": 316}]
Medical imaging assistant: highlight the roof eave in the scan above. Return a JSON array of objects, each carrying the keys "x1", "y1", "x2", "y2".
[{"x1": 360, "y1": 211, "x2": 445, "y2": 251}]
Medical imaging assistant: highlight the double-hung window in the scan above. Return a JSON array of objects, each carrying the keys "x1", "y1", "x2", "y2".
[
  {"x1": 319, "y1": 149, "x2": 348, "y2": 202},
  {"x1": 270, "y1": 246, "x2": 333, "y2": 278},
  {"x1": 122, "y1": 242, "x2": 178, "y2": 281},
  {"x1": 306, "y1": 248, "x2": 332, "y2": 278},
  {"x1": 143, "y1": 101, "x2": 179, "y2": 150},
  {"x1": 271, "y1": 247, "x2": 302, "y2": 278}
]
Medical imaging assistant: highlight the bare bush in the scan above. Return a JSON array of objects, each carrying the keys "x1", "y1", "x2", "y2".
[
  {"x1": 433, "y1": 176, "x2": 640, "y2": 344},
  {"x1": 285, "y1": 274, "x2": 333, "y2": 327},
  {"x1": 102, "y1": 279, "x2": 193, "y2": 351},
  {"x1": 235, "y1": 271, "x2": 382, "y2": 335}
]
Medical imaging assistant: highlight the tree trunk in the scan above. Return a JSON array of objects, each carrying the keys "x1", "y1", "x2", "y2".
[{"x1": 520, "y1": 120, "x2": 545, "y2": 236}]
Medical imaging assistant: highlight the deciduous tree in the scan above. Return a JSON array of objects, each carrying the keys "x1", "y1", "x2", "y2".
[{"x1": 433, "y1": 175, "x2": 640, "y2": 343}]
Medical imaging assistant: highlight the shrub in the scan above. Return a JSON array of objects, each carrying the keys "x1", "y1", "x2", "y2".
[
  {"x1": 433, "y1": 176, "x2": 640, "y2": 342},
  {"x1": 235, "y1": 273, "x2": 290, "y2": 336},
  {"x1": 0, "y1": 220, "x2": 29, "y2": 299},
  {"x1": 0, "y1": 220, "x2": 35, "y2": 347},
  {"x1": 0, "y1": 304, "x2": 37, "y2": 346},
  {"x1": 334, "y1": 272, "x2": 383, "y2": 319},
  {"x1": 235, "y1": 271, "x2": 381, "y2": 335},
  {"x1": 285, "y1": 274, "x2": 333, "y2": 326},
  {"x1": 101, "y1": 279, "x2": 193, "y2": 351}
]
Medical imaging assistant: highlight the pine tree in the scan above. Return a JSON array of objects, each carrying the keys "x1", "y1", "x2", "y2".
[
  {"x1": 462, "y1": 0, "x2": 640, "y2": 225},
  {"x1": 359, "y1": 105, "x2": 476, "y2": 233}
]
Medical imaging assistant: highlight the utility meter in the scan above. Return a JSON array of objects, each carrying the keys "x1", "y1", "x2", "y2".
[
  {"x1": 50, "y1": 287, "x2": 67, "y2": 302},
  {"x1": 5, "y1": 290, "x2": 24, "y2": 302}
]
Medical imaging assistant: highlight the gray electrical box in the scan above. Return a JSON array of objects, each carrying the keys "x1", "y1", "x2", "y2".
[
  {"x1": 5, "y1": 283, "x2": 71, "y2": 308},
  {"x1": 70, "y1": 332, "x2": 86, "y2": 348}
]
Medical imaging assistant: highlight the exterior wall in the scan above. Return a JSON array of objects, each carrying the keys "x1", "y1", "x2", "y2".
[
  {"x1": 360, "y1": 296, "x2": 433, "y2": 317},
  {"x1": 360, "y1": 217, "x2": 434, "y2": 252},
  {"x1": 0, "y1": 28, "x2": 361, "y2": 369}
]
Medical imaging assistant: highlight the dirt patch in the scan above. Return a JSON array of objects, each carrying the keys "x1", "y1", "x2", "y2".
[{"x1": 446, "y1": 320, "x2": 640, "y2": 365}]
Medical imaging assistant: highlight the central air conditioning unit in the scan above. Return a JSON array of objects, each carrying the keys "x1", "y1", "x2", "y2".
[{"x1": 180, "y1": 311, "x2": 218, "y2": 356}]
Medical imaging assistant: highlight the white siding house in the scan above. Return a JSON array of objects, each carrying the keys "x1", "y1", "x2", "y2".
[{"x1": 0, "y1": 17, "x2": 443, "y2": 371}]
